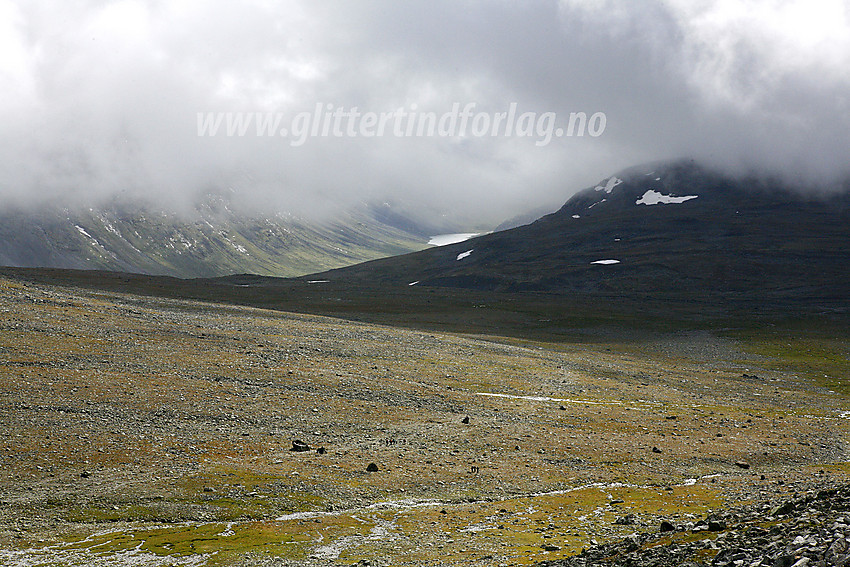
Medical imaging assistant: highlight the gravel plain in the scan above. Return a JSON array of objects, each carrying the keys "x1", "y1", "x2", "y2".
[{"x1": 0, "y1": 274, "x2": 847, "y2": 566}]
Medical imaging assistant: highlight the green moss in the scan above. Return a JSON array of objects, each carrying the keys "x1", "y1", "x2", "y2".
[
  {"x1": 727, "y1": 329, "x2": 850, "y2": 397},
  {"x1": 61, "y1": 521, "x2": 311, "y2": 564},
  {"x1": 65, "y1": 504, "x2": 162, "y2": 523},
  {"x1": 178, "y1": 466, "x2": 326, "y2": 519}
]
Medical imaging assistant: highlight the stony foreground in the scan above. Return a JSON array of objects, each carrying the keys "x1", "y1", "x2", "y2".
[
  {"x1": 540, "y1": 481, "x2": 850, "y2": 567},
  {"x1": 0, "y1": 273, "x2": 848, "y2": 566}
]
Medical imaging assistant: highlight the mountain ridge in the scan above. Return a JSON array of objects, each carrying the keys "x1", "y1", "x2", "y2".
[
  {"x1": 0, "y1": 195, "x2": 445, "y2": 278},
  {"x1": 296, "y1": 160, "x2": 850, "y2": 314}
]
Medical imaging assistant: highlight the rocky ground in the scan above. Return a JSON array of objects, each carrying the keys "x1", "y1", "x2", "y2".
[
  {"x1": 539, "y1": 480, "x2": 850, "y2": 567},
  {"x1": 0, "y1": 273, "x2": 847, "y2": 566}
]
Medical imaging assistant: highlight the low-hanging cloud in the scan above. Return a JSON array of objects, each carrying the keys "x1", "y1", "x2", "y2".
[{"x1": 1, "y1": 0, "x2": 848, "y2": 225}]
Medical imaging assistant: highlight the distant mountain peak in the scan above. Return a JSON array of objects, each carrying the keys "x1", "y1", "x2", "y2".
[
  {"x1": 307, "y1": 159, "x2": 850, "y2": 317},
  {"x1": 555, "y1": 159, "x2": 770, "y2": 220}
]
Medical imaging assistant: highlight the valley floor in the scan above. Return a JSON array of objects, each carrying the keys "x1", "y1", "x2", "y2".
[{"x1": 0, "y1": 274, "x2": 847, "y2": 566}]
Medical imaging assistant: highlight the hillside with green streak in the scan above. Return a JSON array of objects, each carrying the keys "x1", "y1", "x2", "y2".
[{"x1": 0, "y1": 196, "x2": 435, "y2": 278}]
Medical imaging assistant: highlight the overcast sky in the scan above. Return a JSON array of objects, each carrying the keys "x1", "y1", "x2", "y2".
[{"x1": 2, "y1": 0, "x2": 849, "y2": 224}]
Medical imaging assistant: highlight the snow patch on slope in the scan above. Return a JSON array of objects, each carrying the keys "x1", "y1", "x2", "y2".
[
  {"x1": 75, "y1": 225, "x2": 95, "y2": 241},
  {"x1": 594, "y1": 177, "x2": 622, "y2": 194},
  {"x1": 636, "y1": 190, "x2": 698, "y2": 206},
  {"x1": 74, "y1": 225, "x2": 117, "y2": 260}
]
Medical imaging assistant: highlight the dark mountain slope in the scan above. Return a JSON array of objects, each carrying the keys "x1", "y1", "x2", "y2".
[
  {"x1": 6, "y1": 160, "x2": 847, "y2": 335},
  {"x1": 300, "y1": 161, "x2": 850, "y2": 312}
]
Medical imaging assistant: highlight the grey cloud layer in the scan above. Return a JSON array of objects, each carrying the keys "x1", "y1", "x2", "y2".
[{"x1": 1, "y1": 1, "x2": 847, "y2": 222}]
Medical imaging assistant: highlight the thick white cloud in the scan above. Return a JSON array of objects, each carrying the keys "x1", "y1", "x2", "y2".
[
  {"x1": 1, "y1": 0, "x2": 848, "y2": 223},
  {"x1": 559, "y1": 0, "x2": 850, "y2": 182}
]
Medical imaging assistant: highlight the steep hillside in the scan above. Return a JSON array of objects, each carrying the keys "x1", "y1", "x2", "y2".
[{"x1": 0, "y1": 196, "x2": 436, "y2": 278}]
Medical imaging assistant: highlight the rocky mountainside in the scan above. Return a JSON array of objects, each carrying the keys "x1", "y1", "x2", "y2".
[
  {"x1": 0, "y1": 196, "x2": 439, "y2": 278},
  {"x1": 307, "y1": 160, "x2": 850, "y2": 315}
]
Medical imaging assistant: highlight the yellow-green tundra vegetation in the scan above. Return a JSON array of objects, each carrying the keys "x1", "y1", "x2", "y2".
[{"x1": 0, "y1": 274, "x2": 847, "y2": 566}]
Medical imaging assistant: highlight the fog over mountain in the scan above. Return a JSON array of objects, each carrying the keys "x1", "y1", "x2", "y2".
[{"x1": 2, "y1": 1, "x2": 849, "y2": 225}]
